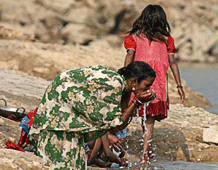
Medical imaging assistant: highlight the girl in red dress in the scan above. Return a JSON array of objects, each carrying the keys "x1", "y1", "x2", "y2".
[{"x1": 124, "y1": 4, "x2": 185, "y2": 163}]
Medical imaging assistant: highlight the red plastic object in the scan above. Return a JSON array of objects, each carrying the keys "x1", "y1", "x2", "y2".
[{"x1": 5, "y1": 141, "x2": 25, "y2": 152}]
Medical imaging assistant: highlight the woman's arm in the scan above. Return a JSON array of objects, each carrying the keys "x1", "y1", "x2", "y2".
[
  {"x1": 168, "y1": 54, "x2": 185, "y2": 102},
  {"x1": 124, "y1": 50, "x2": 135, "y2": 67},
  {"x1": 110, "y1": 91, "x2": 134, "y2": 133},
  {"x1": 111, "y1": 89, "x2": 155, "y2": 133}
]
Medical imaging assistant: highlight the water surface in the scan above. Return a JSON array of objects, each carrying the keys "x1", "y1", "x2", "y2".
[{"x1": 180, "y1": 65, "x2": 218, "y2": 114}]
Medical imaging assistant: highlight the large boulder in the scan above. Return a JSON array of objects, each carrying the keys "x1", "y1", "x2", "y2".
[{"x1": 203, "y1": 125, "x2": 218, "y2": 144}]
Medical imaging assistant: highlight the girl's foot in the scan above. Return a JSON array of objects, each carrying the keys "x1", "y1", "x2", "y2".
[{"x1": 140, "y1": 153, "x2": 148, "y2": 164}]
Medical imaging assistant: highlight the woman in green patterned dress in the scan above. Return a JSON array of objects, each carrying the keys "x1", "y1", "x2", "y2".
[{"x1": 29, "y1": 61, "x2": 156, "y2": 170}]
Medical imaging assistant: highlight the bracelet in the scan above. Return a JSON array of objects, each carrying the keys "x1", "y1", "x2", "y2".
[
  {"x1": 132, "y1": 98, "x2": 142, "y2": 107},
  {"x1": 177, "y1": 85, "x2": 183, "y2": 88},
  {"x1": 132, "y1": 99, "x2": 140, "y2": 107},
  {"x1": 135, "y1": 98, "x2": 143, "y2": 105}
]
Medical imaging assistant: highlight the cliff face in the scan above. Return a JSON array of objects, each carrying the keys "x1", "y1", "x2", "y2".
[{"x1": 0, "y1": 0, "x2": 218, "y2": 63}]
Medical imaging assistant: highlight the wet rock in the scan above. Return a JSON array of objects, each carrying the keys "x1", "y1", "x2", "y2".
[
  {"x1": 198, "y1": 143, "x2": 210, "y2": 150},
  {"x1": 62, "y1": 23, "x2": 95, "y2": 45},
  {"x1": 0, "y1": 148, "x2": 106, "y2": 170}
]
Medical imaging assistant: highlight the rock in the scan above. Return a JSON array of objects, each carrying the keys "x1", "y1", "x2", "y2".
[
  {"x1": 33, "y1": 67, "x2": 50, "y2": 74},
  {"x1": 175, "y1": 146, "x2": 188, "y2": 161},
  {"x1": 0, "y1": 149, "x2": 105, "y2": 170},
  {"x1": 0, "y1": 149, "x2": 48, "y2": 170},
  {"x1": 0, "y1": 116, "x2": 21, "y2": 147},
  {"x1": 35, "y1": 0, "x2": 74, "y2": 13},
  {"x1": 62, "y1": 23, "x2": 95, "y2": 45},
  {"x1": 0, "y1": 26, "x2": 35, "y2": 41},
  {"x1": 203, "y1": 125, "x2": 218, "y2": 144},
  {"x1": 198, "y1": 143, "x2": 210, "y2": 150}
]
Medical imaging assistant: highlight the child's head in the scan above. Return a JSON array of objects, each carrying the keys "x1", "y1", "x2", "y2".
[{"x1": 129, "y1": 4, "x2": 171, "y2": 44}]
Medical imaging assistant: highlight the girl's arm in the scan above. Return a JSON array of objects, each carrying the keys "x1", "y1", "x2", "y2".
[
  {"x1": 124, "y1": 50, "x2": 135, "y2": 67},
  {"x1": 108, "y1": 133, "x2": 125, "y2": 152},
  {"x1": 101, "y1": 133, "x2": 127, "y2": 166},
  {"x1": 168, "y1": 54, "x2": 185, "y2": 102}
]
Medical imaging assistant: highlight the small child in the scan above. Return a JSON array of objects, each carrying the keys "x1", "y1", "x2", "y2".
[{"x1": 85, "y1": 132, "x2": 128, "y2": 168}]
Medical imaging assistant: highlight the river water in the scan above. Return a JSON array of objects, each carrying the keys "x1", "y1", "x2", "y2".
[
  {"x1": 179, "y1": 64, "x2": 218, "y2": 114},
  {"x1": 123, "y1": 160, "x2": 218, "y2": 169}
]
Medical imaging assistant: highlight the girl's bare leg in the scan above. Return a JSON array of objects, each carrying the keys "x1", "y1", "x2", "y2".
[{"x1": 141, "y1": 116, "x2": 155, "y2": 164}]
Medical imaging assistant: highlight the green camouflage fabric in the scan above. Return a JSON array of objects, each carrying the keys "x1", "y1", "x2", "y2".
[{"x1": 29, "y1": 65, "x2": 125, "y2": 170}]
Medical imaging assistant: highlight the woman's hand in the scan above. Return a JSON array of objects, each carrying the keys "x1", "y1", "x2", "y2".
[
  {"x1": 136, "y1": 89, "x2": 156, "y2": 103},
  {"x1": 178, "y1": 87, "x2": 185, "y2": 102}
]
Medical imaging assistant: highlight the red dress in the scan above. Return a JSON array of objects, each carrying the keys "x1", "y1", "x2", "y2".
[{"x1": 124, "y1": 34, "x2": 176, "y2": 121}]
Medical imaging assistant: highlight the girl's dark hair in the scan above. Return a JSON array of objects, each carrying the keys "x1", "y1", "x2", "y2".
[
  {"x1": 118, "y1": 61, "x2": 156, "y2": 84},
  {"x1": 129, "y1": 4, "x2": 171, "y2": 44}
]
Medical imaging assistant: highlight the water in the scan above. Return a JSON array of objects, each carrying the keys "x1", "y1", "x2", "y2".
[
  {"x1": 114, "y1": 160, "x2": 218, "y2": 169},
  {"x1": 180, "y1": 65, "x2": 218, "y2": 114}
]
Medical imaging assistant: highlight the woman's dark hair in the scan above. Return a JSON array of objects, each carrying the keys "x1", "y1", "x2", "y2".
[
  {"x1": 129, "y1": 4, "x2": 171, "y2": 44},
  {"x1": 118, "y1": 61, "x2": 156, "y2": 84}
]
